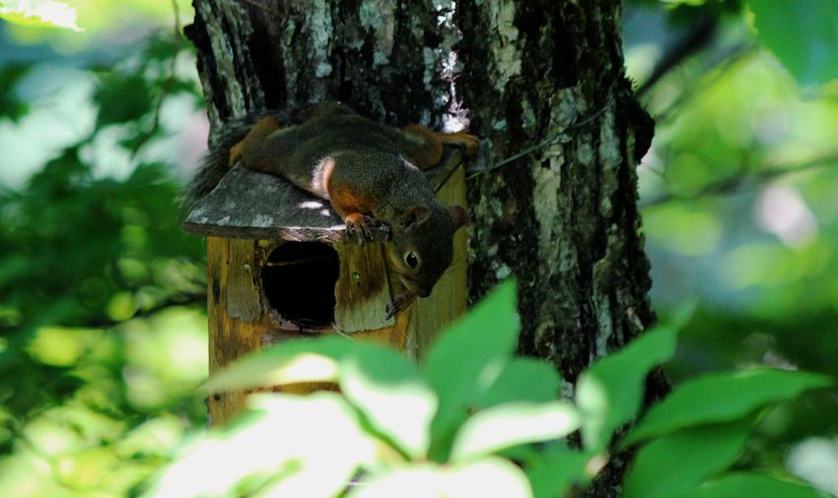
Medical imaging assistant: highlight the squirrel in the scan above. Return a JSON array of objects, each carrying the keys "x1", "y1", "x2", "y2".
[{"x1": 187, "y1": 101, "x2": 478, "y2": 318}]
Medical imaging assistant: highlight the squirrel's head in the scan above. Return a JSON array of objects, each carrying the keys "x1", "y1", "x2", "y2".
[{"x1": 387, "y1": 203, "x2": 467, "y2": 298}]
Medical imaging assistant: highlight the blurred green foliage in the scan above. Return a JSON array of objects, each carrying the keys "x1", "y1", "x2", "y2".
[
  {"x1": 141, "y1": 283, "x2": 831, "y2": 498},
  {"x1": 626, "y1": 0, "x2": 838, "y2": 493},
  {"x1": 0, "y1": 0, "x2": 836, "y2": 496},
  {"x1": 0, "y1": 6, "x2": 207, "y2": 496}
]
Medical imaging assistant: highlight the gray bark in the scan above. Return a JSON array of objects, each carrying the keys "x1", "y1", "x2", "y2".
[
  {"x1": 457, "y1": 0, "x2": 656, "y2": 376},
  {"x1": 187, "y1": 0, "x2": 662, "y2": 495}
]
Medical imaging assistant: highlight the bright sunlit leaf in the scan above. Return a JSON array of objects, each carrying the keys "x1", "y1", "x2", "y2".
[
  {"x1": 26, "y1": 326, "x2": 96, "y2": 366},
  {"x1": 449, "y1": 401, "x2": 580, "y2": 462},
  {"x1": 422, "y1": 280, "x2": 520, "y2": 461},
  {"x1": 203, "y1": 336, "x2": 356, "y2": 393},
  {"x1": 441, "y1": 457, "x2": 534, "y2": 498},
  {"x1": 347, "y1": 457, "x2": 533, "y2": 498},
  {"x1": 0, "y1": 0, "x2": 81, "y2": 31},
  {"x1": 345, "y1": 464, "x2": 441, "y2": 498},
  {"x1": 340, "y1": 346, "x2": 437, "y2": 459},
  {"x1": 143, "y1": 393, "x2": 376, "y2": 498}
]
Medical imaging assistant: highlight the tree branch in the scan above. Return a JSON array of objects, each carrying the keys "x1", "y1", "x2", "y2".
[
  {"x1": 636, "y1": 15, "x2": 719, "y2": 98},
  {"x1": 640, "y1": 155, "x2": 838, "y2": 209}
]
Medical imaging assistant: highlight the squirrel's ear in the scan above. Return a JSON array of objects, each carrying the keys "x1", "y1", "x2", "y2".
[
  {"x1": 449, "y1": 205, "x2": 468, "y2": 229},
  {"x1": 402, "y1": 205, "x2": 431, "y2": 228}
]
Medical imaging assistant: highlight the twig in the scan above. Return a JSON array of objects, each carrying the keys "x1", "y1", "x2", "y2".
[
  {"x1": 640, "y1": 155, "x2": 838, "y2": 209},
  {"x1": 467, "y1": 91, "x2": 618, "y2": 179},
  {"x1": 653, "y1": 43, "x2": 756, "y2": 124},
  {"x1": 241, "y1": 0, "x2": 272, "y2": 11},
  {"x1": 636, "y1": 15, "x2": 718, "y2": 98}
]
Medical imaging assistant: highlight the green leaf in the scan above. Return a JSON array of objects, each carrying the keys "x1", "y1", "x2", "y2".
[
  {"x1": 421, "y1": 280, "x2": 520, "y2": 461},
  {"x1": 345, "y1": 465, "x2": 441, "y2": 498},
  {"x1": 575, "y1": 317, "x2": 682, "y2": 451},
  {"x1": 449, "y1": 401, "x2": 580, "y2": 462},
  {"x1": 0, "y1": 65, "x2": 32, "y2": 122},
  {"x1": 625, "y1": 368, "x2": 833, "y2": 445},
  {"x1": 623, "y1": 415, "x2": 756, "y2": 498},
  {"x1": 659, "y1": 0, "x2": 707, "y2": 5},
  {"x1": 203, "y1": 336, "x2": 355, "y2": 393},
  {"x1": 525, "y1": 445, "x2": 592, "y2": 498},
  {"x1": 143, "y1": 393, "x2": 375, "y2": 498},
  {"x1": 340, "y1": 346, "x2": 437, "y2": 459},
  {"x1": 0, "y1": 0, "x2": 81, "y2": 31},
  {"x1": 144, "y1": 34, "x2": 182, "y2": 62},
  {"x1": 346, "y1": 457, "x2": 533, "y2": 498},
  {"x1": 94, "y1": 72, "x2": 153, "y2": 128},
  {"x1": 479, "y1": 358, "x2": 561, "y2": 407},
  {"x1": 682, "y1": 473, "x2": 830, "y2": 498},
  {"x1": 748, "y1": 0, "x2": 838, "y2": 86},
  {"x1": 442, "y1": 457, "x2": 534, "y2": 498}
]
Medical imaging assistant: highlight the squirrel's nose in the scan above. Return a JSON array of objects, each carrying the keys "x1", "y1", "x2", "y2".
[{"x1": 397, "y1": 274, "x2": 432, "y2": 298}]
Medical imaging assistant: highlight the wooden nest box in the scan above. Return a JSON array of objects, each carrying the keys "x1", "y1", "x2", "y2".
[{"x1": 184, "y1": 148, "x2": 467, "y2": 423}]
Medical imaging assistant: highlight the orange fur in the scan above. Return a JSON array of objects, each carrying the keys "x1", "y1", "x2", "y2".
[
  {"x1": 234, "y1": 116, "x2": 282, "y2": 170},
  {"x1": 330, "y1": 187, "x2": 374, "y2": 218},
  {"x1": 225, "y1": 102, "x2": 474, "y2": 310},
  {"x1": 435, "y1": 131, "x2": 479, "y2": 156},
  {"x1": 401, "y1": 125, "x2": 479, "y2": 170},
  {"x1": 402, "y1": 124, "x2": 444, "y2": 169}
]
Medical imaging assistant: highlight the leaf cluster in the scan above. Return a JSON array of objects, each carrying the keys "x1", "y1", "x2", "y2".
[
  {"x1": 0, "y1": 28, "x2": 208, "y2": 496},
  {"x1": 143, "y1": 282, "x2": 834, "y2": 498}
]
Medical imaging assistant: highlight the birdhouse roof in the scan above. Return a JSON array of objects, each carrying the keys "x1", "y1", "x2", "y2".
[{"x1": 183, "y1": 165, "x2": 352, "y2": 241}]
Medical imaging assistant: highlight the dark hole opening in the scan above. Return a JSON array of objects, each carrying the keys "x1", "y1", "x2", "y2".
[{"x1": 262, "y1": 242, "x2": 339, "y2": 329}]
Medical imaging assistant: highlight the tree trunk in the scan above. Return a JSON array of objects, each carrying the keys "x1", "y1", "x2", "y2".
[
  {"x1": 187, "y1": 0, "x2": 661, "y2": 496},
  {"x1": 457, "y1": 1, "x2": 657, "y2": 376}
]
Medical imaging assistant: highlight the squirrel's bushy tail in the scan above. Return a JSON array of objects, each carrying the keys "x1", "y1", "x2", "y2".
[
  {"x1": 179, "y1": 116, "x2": 255, "y2": 212},
  {"x1": 180, "y1": 107, "x2": 301, "y2": 212}
]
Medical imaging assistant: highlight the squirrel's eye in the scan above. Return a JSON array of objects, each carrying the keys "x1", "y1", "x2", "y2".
[{"x1": 404, "y1": 252, "x2": 419, "y2": 269}]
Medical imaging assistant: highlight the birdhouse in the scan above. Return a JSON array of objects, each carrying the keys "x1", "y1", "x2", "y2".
[{"x1": 183, "y1": 148, "x2": 468, "y2": 425}]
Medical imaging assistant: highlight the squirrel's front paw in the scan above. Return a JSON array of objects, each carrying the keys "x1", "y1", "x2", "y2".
[
  {"x1": 344, "y1": 213, "x2": 383, "y2": 245},
  {"x1": 385, "y1": 291, "x2": 416, "y2": 320}
]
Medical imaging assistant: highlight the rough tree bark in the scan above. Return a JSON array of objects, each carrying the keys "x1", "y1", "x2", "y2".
[
  {"x1": 456, "y1": 2, "x2": 662, "y2": 493},
  {"x1": 186, "y1": 0, "x2": 661, "y2": 496}
]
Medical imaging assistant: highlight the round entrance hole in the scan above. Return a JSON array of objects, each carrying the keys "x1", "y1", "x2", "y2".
[{"x1": 261, "y1": 242, "x2": 339, "y2": 329}]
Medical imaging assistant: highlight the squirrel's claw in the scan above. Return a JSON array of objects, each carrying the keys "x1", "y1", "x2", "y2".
[
  {"x1": 345, "y1": 213, "x2": 382, "y2": 245},
  {"x1": 385, "y1": 291, "x2": 416, "y2": 320}
]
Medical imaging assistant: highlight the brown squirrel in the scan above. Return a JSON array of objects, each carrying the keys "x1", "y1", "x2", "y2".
[{"x1": 190, "y1": 101, "x2": 477, "y2": 318}]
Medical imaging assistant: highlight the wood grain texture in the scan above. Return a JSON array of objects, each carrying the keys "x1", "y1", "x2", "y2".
[
  {"x1": 207, "y1": 236, "x2": 273, "y2": 424},
  {"x1": 333, "y1": 242, "x2": 395, "y2": 333}
]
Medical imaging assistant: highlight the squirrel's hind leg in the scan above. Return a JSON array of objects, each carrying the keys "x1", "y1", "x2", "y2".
[
  {"x1": 437, "y1": 131, "x2": 479, "y2": 156},
  {"x1": 231, "y1": 116, "x2": 282, "y2": 169},
  {"x1": 400, "y1": 125, "x2": 479, "y2": 170}
]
